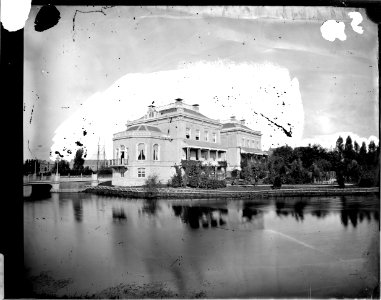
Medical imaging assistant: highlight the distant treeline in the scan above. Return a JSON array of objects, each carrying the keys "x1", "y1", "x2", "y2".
[
  {"x1": 23, "y1": 148, "x2": 113, "y2": 176},
  {"x1": 238, "y1": 136, "x2": 379, "y2": 187}
]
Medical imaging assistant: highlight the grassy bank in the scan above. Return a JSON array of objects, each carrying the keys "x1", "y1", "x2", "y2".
[{"x1": 84, "y1": 185, "x2": 379, "y2": 199}]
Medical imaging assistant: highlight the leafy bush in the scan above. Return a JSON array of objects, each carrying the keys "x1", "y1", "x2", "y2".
[
  {"x1": 199, "y1": 175, "x2": 226, "y2": 189},
  {"x1": 231, "y1": 169, "x2": 239, "y2": 179},
  {"x1": 358, "y1": 168, "x2": 378, "y2": 187},
  {"x1": 181, "y1": 160, "x2": 202, "y2": 188},
  {"x1": 169, "y1": 165, "x2": 183, "y2": 188},
  {"x1": 144, "y1": 174, "x2": 161, "y2": 197},
  {"x1": 188, "y1": 176, "x2": 199, "y2": 188}
]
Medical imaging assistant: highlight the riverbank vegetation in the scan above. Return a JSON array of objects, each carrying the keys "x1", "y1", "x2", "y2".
[
  {"x1": 169, "y1": 160, "x2": 226, "y2": 189},
  {"x1": 259, "y1": 136, "x2": 380, "y2": 188},
  {"x1": 167, "y1": 135, "x2": 379, "y2": 189}
]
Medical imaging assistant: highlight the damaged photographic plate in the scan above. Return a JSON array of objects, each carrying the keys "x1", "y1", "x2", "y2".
[
  {"x1": 8, "y1": 4, "x2": 381, "y2": 299},
  {"x1": 0, "y1": 254, "x2": 3, "y2": 300}
]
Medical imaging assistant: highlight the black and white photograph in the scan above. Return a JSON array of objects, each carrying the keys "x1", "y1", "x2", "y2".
[{"x1": 15, "y1": 4, "x2": 381, "y2": 298}]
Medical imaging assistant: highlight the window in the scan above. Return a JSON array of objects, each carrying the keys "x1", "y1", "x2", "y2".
[
  {"x1": 120, "y1": 145, "x2": 125, "y2": 159},
  {"x1": 212, "y1": 133, "x2": 217, "y2": 143},
  {"x1": 204, "y1": 131, "x2": 208, "y2": 141},
  {"x1": 186, "y1": 128, "x2": 191, "y2": 139},
  {"x1": 138, "y1": 168, "x2": 145, "y2": 178},
  {"x1": 137, "y1": 143, "x2": 145, "y2": 160},
  {"x1": 195, "y1": 130, "x2": 200, "y2": 140},
  {"x1": 149, "y1": 111, "x2": 154, "y2": 118},
  {"x1": 246, "y1": 139, "x2": 250, "y2": 147},
  {"x1": 242, "y1": 138, "x2": 245, "y2": 146},
  {"x1": 153, "y1": 144, "x2": 159, "y2": 161}
]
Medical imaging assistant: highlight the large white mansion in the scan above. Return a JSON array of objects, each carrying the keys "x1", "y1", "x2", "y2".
[{"x1": 108, "y1": 98, "x2": 267, "y2": 186}]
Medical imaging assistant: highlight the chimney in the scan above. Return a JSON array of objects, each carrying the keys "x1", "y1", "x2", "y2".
[
  {"x1": 175, "y1": 98, "x2": 183, "y2": 106},
  {"x1": 240, "y1": 119, "x2": 245, "y2": 125},
  {"x1": 230, "y1": 116, "x2": 236, "y2": 122},
  {"x1": 192, "y1": 104, "x2": 199, "y2": 112}
]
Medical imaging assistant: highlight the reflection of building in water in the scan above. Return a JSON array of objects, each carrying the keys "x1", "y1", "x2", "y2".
[
  {"x1": 141, "y1": 200, "x2": 159, "y2": 216},
  {"x1": 112, "y1": 207, "x2": 127, "y2": 222},
  {"x1": 172, "y1": 205, "x2": 228, "y2": 229},
  {"x1": 72, "y1": 197, "x2": 83, "y2": 222}
]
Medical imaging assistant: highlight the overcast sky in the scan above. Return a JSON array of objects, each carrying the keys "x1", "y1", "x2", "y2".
[{"x1": 23, "y1": 6, "x2": 379, "y2": 161}]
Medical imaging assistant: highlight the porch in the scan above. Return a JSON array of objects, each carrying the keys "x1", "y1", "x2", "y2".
[{"x1": 183, "y1": 147, "x2": 227, "y2": 165}]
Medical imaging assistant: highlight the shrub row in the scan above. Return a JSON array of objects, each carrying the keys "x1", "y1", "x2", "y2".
[{"x1": 198, "y1": 176, "x2": 226, "y2": 189}]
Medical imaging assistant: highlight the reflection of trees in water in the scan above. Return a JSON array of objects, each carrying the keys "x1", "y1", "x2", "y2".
[
  {"x1": 274, "y1": 198, "x2": 331, "y2": 222},
  {"x1": 340, "y1": 196, "x2": 378, "y2": 228},
  {"x1": 293, "y1": 200, "x2": 307, "y2": 221},
  {"x1": 141, "y1": 199, "x2": 160, "y2": 216},
  {"x1": 172, "y1": 206, "x2": 227, "y2": 229},
  {"x1": 112, "y1": 207, "x2": 127, "y2": 222},
  {"x1": 311, "y1": 209, "x2": 329, "y2": 219},
  {"x1": 242, "y1": 201, "x2": 264, "y2": 221},
  {"x1": 72, "y1": 198, "x2": 83, "y2": 222},
  {"x1": 274, "y1": 196, "x2": 379, "y2": 227},
  {"x1": 274, "y1": 199, "x2": 308, "y2": 222},
  {"x1": 275, "y1": 200, "x2": 289, "y2": 217}
]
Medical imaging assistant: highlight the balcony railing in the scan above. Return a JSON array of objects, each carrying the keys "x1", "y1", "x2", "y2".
[{"x1": 108, "y1": 158, "x2": 128, "y2": 167}]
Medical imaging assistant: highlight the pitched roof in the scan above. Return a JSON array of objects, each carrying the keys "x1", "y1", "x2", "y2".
[
  {"x1": 221, "y1": 122, "x2": 261, "y2": 134},
  {"x1": 158, "y1": 107, "x2": 210, "y2": 120},
  {"x1": 241, "y1": 147, "x2": 268, "y2": 155},
  {"x1": 126, "y1": 124, "x2": 162, "y2": 133}
]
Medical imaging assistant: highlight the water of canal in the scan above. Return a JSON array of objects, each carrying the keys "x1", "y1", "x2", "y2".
[{"x1": 24, "y1": 193, "x2": 380, "y2": 298}]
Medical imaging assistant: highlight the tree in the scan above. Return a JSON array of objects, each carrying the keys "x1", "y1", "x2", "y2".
[
  {"x1": 368, "y1": 140, "x2": 376, "y2": 153},
  {"x1": 366, "y1": 140, "x2": 378, "y2": 166},
  {"x1": 354, "y1": 141, "x2": 360, "y2": 153},
  {"x1": 336, "y1": 136, "x2": 344, "y2": 154},
  {"x1": 23, "y1": 159, "x2": 41, "y2": 175},
  {"x1": 347, "y1": 160, "x2": 360, "y2": 183},
  {"x1": 359, "y1": 142, "x2": 367, "y2": 165},
  {"x1": 73, "y1": 149, "x2": 85, "y2": 171},
  {"x1": 288, "y1": 159, "x2": 310, "y2": 184},
  {"x1": 51, "y1": 160, "x2": 70, "y2": 175},
  {"x1": 344, "y1": 136, "x2": 355, "y2": 161}
]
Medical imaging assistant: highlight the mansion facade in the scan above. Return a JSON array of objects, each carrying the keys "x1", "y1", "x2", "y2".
[{"x1": 109, "y1": 98, "x2": 267, "y2": 186}]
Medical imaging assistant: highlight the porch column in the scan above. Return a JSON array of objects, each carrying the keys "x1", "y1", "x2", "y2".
[
  {"x1": 198, "y1": 148, "x2": 201, "y2": 161},
  {"x1": 207, "y1": 149, "x2": 210, "y2": 161},
  {"x1": 186, "y1": 147, "x2": 190, "y2": 160}
]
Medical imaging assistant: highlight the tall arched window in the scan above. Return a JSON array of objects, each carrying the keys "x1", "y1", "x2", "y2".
[
  {"x1": 116, "y1": 148, "x2": 120, "y2": 159},
  {"x1": 120, "y1": 145, "x2": 125, "y2": 159},
  {"x1": 153, "y1": 144, "x2": 159, "y2": 161},
  {"x1": 137, "y1": 143, "x2": 146, "y2": 160}
]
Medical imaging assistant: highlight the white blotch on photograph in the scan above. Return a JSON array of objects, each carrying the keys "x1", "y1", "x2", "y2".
[
  {"x1": 50, "y1": 59, "x2": 304, "y2": 160},
  {"x1": 320, "y1": 20, "x2": 347, "y2": 42}
]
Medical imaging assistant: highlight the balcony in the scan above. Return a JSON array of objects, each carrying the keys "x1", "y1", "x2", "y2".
[{"x1": 108, "y1": 158, "x2": 128, "y2": 167}]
